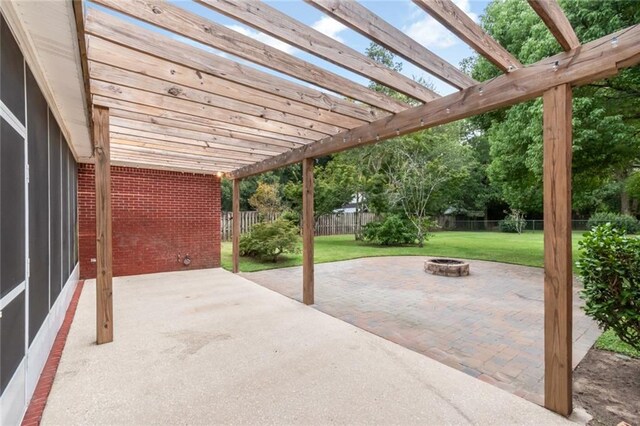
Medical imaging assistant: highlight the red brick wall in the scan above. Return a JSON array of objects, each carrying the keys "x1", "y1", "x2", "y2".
[{"x1": 78, "y1": 164, "x2": 221, "y2": 279}]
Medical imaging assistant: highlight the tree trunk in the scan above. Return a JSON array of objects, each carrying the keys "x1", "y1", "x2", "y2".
[{"x1": 621, "y1": 187, "x2": 631, "y2": 215}]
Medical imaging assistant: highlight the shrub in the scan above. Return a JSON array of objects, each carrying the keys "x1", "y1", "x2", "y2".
[
  {"x1": 577, "y1": 223, "x2": 640, "y2": 350},
  {"x1": 587, "y1": 212, "x2": 639, "y2": 234},
  {"x1": 499, "y1": 209, "x2": 526, "y2": 233},
  {"x1": 239, "y1": 219, "x2": 300, "y2": 262},
  {"x1": 362, "y1": 214, "x2": 416, "y2": 246}
]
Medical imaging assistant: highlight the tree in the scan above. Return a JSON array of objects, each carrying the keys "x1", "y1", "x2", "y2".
[
  {"x1": 371, "y1": 125, "x2": 473, "y2": 246},
  {"x1": 466, "y1": 0, "x2": 640, "y2": 215},
  {"x1": 249, "y1": 182, "x2": 282, "y2": 219},
  {"x1": 283, "y1": 159, "x2": 356, "y2": 221}
]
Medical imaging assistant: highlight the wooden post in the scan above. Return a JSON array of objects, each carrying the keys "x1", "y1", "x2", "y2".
[
  {"x1": 543, "y1": 84, "x2": 573, "y2": 416},
  {"x1": 302, "y1": 158, "x2": 314, "y2": 305},
  {"x1": 232, "y1": 178, "x2": 240, "y2": 273},
  {"x1": 93, "y1": 105, "x2": 113, "y2": 345}
]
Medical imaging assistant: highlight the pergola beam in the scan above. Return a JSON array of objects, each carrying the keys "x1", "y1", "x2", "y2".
[
  {"x1": 198, "y1": 0, "x2": 438, "y2": 103},
  {"x1": 306, "y1": 0, "x2": 477, "y2": 90},
  {"x1": 528, "y1": 0, "x2": 580, "y2": 51},
  {"x1": 412, "y1": 0, "x2": 523, "y2": 72},
  {"x1": 109, "y1": 117, "x2": 293, "y2": 154},
  {"x1": 92, "y1": 0, "x2": 410, "y2": 113},
  {"x1": 89, "y1": 62, "x2": 350, "y2": 136},
  {"x1": 90, "y1": 80, "x2": 328, "y2": 140},
  {"x1": 85, "y1": 8, "x2": 387, "y2": 123},
  {"x1": 231, "y1": 24, "x2": 640, "y2": 179},
  {"x1": 93, "y1": 105, "x2": 113, "y2": 345},
  {"x1": 110, "y1": 159, "x2": 221, "y2": 175},
  {"x1": 87, "y1": 35, "x2": 365, "y2": 129},
  {"x1": 99, "y1": 100, "x2": 312, "y2": 146}
]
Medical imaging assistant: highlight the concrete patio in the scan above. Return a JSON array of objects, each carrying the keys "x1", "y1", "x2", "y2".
[
  {"x1": 243, "y1": 257, "x2": 601, "y2": 404},
  {"x1": 42, "y1": 268, "x2": 577, "y2": 425}
]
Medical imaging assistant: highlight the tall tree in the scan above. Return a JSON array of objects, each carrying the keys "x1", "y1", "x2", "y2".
[{"x1": 465, "y1": 0, "x2": 640, "y2": 214}]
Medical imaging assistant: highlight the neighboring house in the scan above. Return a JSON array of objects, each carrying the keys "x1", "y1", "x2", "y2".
[{"x1": 333, "y1": 193, "x2": 367, "y2": 214}]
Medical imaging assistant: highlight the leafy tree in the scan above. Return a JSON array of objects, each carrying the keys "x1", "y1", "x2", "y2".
[
  {"x1": 466, "y1": 0, "x2": 640, "y2": 214},
  {"x1": 283, "y1": 159, "x2": 356, "y2": 221},
  {"x1": 249, "y1": 182, "x2": 282, "y2": 219}
]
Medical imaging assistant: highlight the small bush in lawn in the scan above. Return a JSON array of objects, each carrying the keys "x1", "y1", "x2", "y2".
[
  {"x1": 577, "y1": 223, "x2": 640, "y2": 350},
  {"x1": 362, "y1": 214, "x2": 416, "y2": 246},
  {"x1": 587, "y1": 212, "x2": 639, "y2": 234},
  {"x1": 239, "y1": 219, "x2": 300, "y2": 262},
  {"x1": 499, "y1": 209, "x2": 526, "y2": 233}
]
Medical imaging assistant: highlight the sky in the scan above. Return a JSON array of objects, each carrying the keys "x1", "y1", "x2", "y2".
[{"x1": 92, "y1": 0, "x2": 492, "y2": 98}]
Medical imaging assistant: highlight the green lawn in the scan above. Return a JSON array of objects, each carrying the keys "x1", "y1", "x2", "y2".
[
  {"x1": 595, "y1": 329, "x2": 640, "y2": 358},
  {"x1": 221, "y1": 231, "x2": 585, "y2": 273}
]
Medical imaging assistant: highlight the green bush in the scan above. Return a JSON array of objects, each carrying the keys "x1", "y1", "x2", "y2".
[
  {"x1": 587, "y1": 212, "x2": 639, "y2": 234},
  {"x1": 577, "y1": 223, "x2": 640, "y2": 350},
  {"x1": 499, "y1": 209, "x2": 526, "y2": 233},
  {"x1": 362, "y1": 214, "x2": 416, "y2": 246},
  {"x1": 239, "y1": 219, "x2": 300, "y2": 262}
]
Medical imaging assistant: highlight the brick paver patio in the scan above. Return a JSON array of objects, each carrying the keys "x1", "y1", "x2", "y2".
[{"x1": 242, "y1": 256, "x2": 600, "y2": 405}]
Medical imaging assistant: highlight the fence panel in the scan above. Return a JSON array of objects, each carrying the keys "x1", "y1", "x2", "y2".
[{"x1": 221, "y1": 211, "x2": 377, "y2": 241}]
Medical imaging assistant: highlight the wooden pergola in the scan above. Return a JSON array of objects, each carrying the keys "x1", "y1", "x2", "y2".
[{"x1": 73, "y1": 0, "x2": 640, "y2": 416}]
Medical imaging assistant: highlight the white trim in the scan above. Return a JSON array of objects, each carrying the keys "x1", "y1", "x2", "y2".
[
  {"x1": 0, "y1": 282, "x2": 26, "y2": 311},
  {"x1": 0, "y1": 359, "x2": 26, "y2": 426},
  {"x1": 25, "y1": 264, "x2": 79, "y2": 403},
  {"x1": 0, "y1": 100, "x2": 26, "y2": 138},
  {"x1": 24, "y1": 55, "x2": 30, "y2": 406}
]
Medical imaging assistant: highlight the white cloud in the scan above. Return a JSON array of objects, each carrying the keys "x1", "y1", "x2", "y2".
[
  {"x1": 311, "y1": 15, "x2": 347, "y2": 43},
  {"x1": 404, "y1": 0, "x2": 479, "y2": 49},
  {"x1": 226, "y1": 24, "x2": 297, "y2": 55}
]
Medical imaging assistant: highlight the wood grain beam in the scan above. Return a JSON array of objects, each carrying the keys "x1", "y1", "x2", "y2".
[
  {"x1": 109, "y1": 136, "x2": 258, "y2": 164},
  {"x1": 231, "y1": 24, "x2": 640, "y2": 179},
  {"x1": 90, "y1": 80, "x2": 328, "y2": 140},
  {"x1": 543, "y1": 83, "x2": 573, "y2": 416},
  {"x1": 109, "y1": 118, "x2": 290, "y2": 154},
  {"x1": 109, "y1": 132, "x2": 272, "y2": 161},
  {"x1": 198, "y1": 0, "x2": 438, "y2": 102},
  {"x1": 302, "y1": 157, "x2": 314, "y2": 305},
  {"x1": 98, "y1": 100, "x2": 311, "y2": 146},
  {"x1": 93, "y1": 105, "x2": 113, "y2": 345},
  {"x1": 86, "y1": 35, "x2": 364, "y2": 129},
  {"x1": 88, "y1": 60, "x2": 349, "y2": 135},
  {"x1": 306, "y1": 0, "x2": 476, "y2": 90},
  {"x1": 85, "y1": 8, "x2": 386, "y2": 123},
  {"x1": 109, "y1": 159, "x2": 221, "y2": 174},
  {"x1": 232, "y1": 179, "x2": 240, "y2": 273},
  {"x1": 528, "y1": 0, "x2": 580, "y2": 51},
  {"x1": 91, "y1": 0, "x2": 409, "y2": 113},
  {"x1": 110, "y1": 149, "x2": 235, "y2": 171},
  {"x1": 413, "y1": 0, "x2": 522, "y2": 72},
  {"x1": 110, "y1": 143, "x2": 246, "y2": 165}
]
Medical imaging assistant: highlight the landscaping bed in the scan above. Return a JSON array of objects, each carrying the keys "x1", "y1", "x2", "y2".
[{"x1": 574, "y1": 347, "x2": 640, "y2": 425}]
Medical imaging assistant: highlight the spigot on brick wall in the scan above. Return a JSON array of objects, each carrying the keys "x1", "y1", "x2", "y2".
[{"x1": 176, "y1": 253, "x2": 192, "y2": 266}]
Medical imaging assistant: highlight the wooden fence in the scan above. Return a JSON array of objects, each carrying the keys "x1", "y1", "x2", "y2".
[{"x1": 221, "y1": 211, "x2": 377, "y2": 241}]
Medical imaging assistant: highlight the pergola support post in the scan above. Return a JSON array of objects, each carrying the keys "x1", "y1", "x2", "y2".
[
  {"x1": 543, "y1": 84, "x2": 573, "y2": 416},
  {"x1": 232, "y1": 178, "x2": 240, "y2": 273},
  {"x1": 302, "y1": 158, "x2": 314, "y2": 305},
  {"x1": 93, "y1": 105, "x2": 113, "y2": 345}
]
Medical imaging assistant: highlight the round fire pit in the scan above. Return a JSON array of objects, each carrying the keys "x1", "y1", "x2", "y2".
[{"x1": 424, "y1": 258, "x2": 469, "y2": 277}]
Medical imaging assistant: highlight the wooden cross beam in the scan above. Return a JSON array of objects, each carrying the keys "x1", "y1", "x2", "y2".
[{"x1": 230, "y1": 24, "x2": 640, "y2": 179}]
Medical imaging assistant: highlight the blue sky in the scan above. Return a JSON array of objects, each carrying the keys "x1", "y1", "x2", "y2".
[{"x1": 93, "y1": 0, "x2": 492, "y2": 98}]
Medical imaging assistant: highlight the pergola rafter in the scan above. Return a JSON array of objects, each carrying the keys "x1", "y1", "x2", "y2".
[
  {"x1": 305, "y1": 0, "x2": 477, "y2": 90},
  {"x1": 412, "y1": 0, "x2": 523, "y2": 72},
  {"x1": 76, "y1": 0, "x2": 640, "y2": 416}
]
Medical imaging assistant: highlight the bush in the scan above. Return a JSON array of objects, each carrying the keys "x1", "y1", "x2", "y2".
[
  {"x1": 587, "y1": 212, "x2": 639, "y2": 234},
  {"x1": 239, "y1": 219, "x2": 300, "y2": 262},
  {"x1": 577, "y1": 223, "x2": 640, "y2": 350},
  {"x1": 362, "y1": 215, "x2": 416, "y2": 246},
  {"x1": 499, "y1": 209, "x2": 526, "y2": 233}
]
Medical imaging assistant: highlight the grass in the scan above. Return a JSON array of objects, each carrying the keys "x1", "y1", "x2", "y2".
[
  {"x1": 221, "y1": 231, "x2": 585, "y2": 273},
  {"x1": 595, "y1": 329, "x2": 640, "y2": 358}
]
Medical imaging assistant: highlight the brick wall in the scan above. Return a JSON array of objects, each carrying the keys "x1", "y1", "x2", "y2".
[{"x1": 78, "y1": 164, "x2": 221, "y2": 279}]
